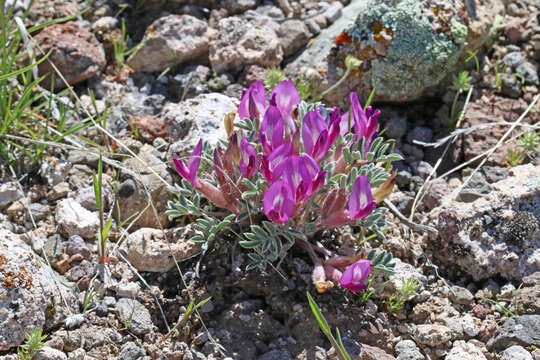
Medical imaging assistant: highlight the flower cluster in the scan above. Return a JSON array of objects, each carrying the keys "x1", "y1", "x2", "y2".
[{"x1": 171, "y1": 80, "x2": 399, "y2": 293}]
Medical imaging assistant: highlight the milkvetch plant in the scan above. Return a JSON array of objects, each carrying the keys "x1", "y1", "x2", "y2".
[{"x1": 167, "y1": 79, "x2": 401, "y2": 293}]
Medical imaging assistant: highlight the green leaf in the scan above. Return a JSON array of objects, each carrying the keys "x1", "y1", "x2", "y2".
[
  {"x1": 239, "y1": 240, "x2": 262, "y2": 249},
  {"x1": 101, "y1": 216, "x2": 113, "y2": 246},
  {"x1": 306, "y1": 292, "x2": 330, "y2": 335}
]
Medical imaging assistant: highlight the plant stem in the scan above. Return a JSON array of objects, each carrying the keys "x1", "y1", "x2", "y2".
[{"x1": 320, "y1": 68, "x2": 351, "y2": 98}]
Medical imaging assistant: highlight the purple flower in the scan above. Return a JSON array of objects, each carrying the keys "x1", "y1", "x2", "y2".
[
  {"x1": 238, "y1": 81, "x2": 266, "y2": 120},
  {"x1": 173, "y1": 139, "x2": 202, "y2": 187},
  {"x1": 302, "y1": 109, "x2": 330, "y2": 162},
  {"x1": 263, "y1": 180, "x2": 295, "y2": 224},
  {"x1": 259, "y1": 104, "x2": 284, "y2": 155},
  {"x1": 349, "y1": 92, "x2": 380, "y2": 146},
  {"x1": 270, "y1": 80, "x2": 300, "y2": 136},
  {"x1": 321, "y1": 176, "x2": 376, "y2": 228},
  {"x1": 327, "y1": 107, "x2": 342, "y2": 146},
  {"x1": 272, "y1": 154, "x2": 326, "y2": 203},
  {"x1": 340, "y1": 259, "x2": 371, "y2": 292},
  {"x1": 261, "y1": 141, "x2": 292, "y2": 183},
  {"x1": 349, "y1": 176, "x2": 376, "y2": 219},
  {"x1": 239, "y1": 138, "x2": 259, "y2": 178}
]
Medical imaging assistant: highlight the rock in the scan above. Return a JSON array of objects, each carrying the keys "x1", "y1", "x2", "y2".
[
  {"x1": 223, "y1": 0, "x2": 257, "y2": 14},
  {"x1": 517, "y1": 282, "x2": 540, "y2": 315},
  {"x1": 425, "y1": 164, "x2": 540, "y2": 281},
  {"x1": 209, "y1": 16, "x2": 283, "y2": 73},
  {"x1": 165, "y1": 92, "x2": 237, "y2": 158},
  {"x1": 118, "y1": 341, "x2": 146, "y2": 360},
  {"x1": 503, "y1": 52, "x2": 524, "y2": 69},
  {"x1": 413, "y1": 324, "x2": 452, "y2": 347},
  {"x1": 423, "y1": 179, "x2": 451, "y2": 210},
  {"x1": 487, "y1": 315, "x2": 540, "y2": 352},
  {"x1": 446, "y1": 340, "x2": 486, "y2": 360},
  {"x1": 127, "y1": 15, "x2": 215, "y2": 73},
  {"x1": 395, "y1": 339, "x2": 424, "y2": 360},
  {"x1": 55, "y1": 199, "x2": 99, "y2": 240},
  {"x1": 407, "y1": 126, "x2": 433, "y2": 145},
  {"x1": 0, "y1": 227, "x2": 76, "y2": 350},
  {"x1": 66, "y1": 235, "x2": 91, "y2": 260},
  {"x1": 277, "y1": 20, "x2": 311, "y2": 57},
  {"x1": 74, "y1": 181, "x2": 113, "y2": 212},
  {"x1": 286, "y1": 0, "x2": 504, "y2": 106},
  {"x1": 116, "y1": 145, "x2": 172, "y2": 229},
  {"x1": 0, "y1": 182, "x2": 21, "y2": 209},
  {"x1": 33, "y1": 22, "x2": 105, "y2": 90},
  {"x1": 40, "y1": 158, "x2": 71, "y2": 186},
  {"x1": 323, "y1": 1, "x2": 343, "y2": 24},
  {"x1": 169, "y1": 65, "x2": 211, "y2": 100},
  {"x1": 257, "y1": 350, "x2": 293, "y2": 360},
  {"x1": 456, "y1": 172, "x2": 492, "y2": 202},
  {"x1": 359, "y1": 344, "x2": 395, "y2": 359},
  {"x1": 516, "y1": 62, "x2": 539, "y2": 86},
  {"x1": 119, "y1": 226, "x2": 200, "y2": 272},
  {"x1": 410, "y1": 161, "x2": 433, "y2": 179},
  {"x1": 67, "y1": 260, "x2": 94, "y2": 282},
  {"x1": 91, "y1": 16, "x2": 118, "y2": 33},
  {"x1": 373, "y1": 257, "x2": 426, "y2": 297},
  {"x1": 115, "y1": 298, "x2": 153, "y2": 335},
  {"x1": 46, "y1": 182, "x2": 70, "y2": 201},
  {"x1": 501, "y1": 74, "x2": 522, "y2": 98},
  {"x1": 128, "y1": 114, "x2": 166, "y2": 143},
  {"x1": 34, "y1": 347, "x2": 68, "y2": 360},
  {"x1": 501, "y1": 345, "x2": 533, "y2": 360},
  {"x1": 385, "y1": 115, "x2": 407, "y2": 139},
  {"x1": 459, "y1": 96, "x2": 528, "y2": 167}
]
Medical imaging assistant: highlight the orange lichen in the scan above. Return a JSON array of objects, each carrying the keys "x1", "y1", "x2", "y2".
[
  {"x1": 0, "y1": 253, "x2": 34, "y2": 290},
  {"x1": 334, "y1": 31, "x2": 353, "y2": 45}
]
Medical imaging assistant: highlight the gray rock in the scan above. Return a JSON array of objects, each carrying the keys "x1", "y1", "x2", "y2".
[
  {"x1": 119, "y1": 226, "x2": 201, "y2": 272},
  {"x1": 450, "y1": 285, "x2": 474, "y2": 305},
  {"x1": 74, "y1": 181, "x2": 113, "y2": 212},
  {"x1": 487, "y1": 315, "x2": 540, "y2": 352},
  {"x1": 0, "y1": 182, "x2": 21, "y2": 209},
  {"x1": 385, "y1": 115, "x2": 407, "y2": 139},
  {"x1": 257, "y1": 350, "x2": 294, "y2": 360},
  {"x1": 501, "y1": 345, "x2": 533, "y2": 360},
  {"x1": 40, "y1": 159, "x2": 71, "y2": 186},
  {"x1": 66, "y1": 235, "x2": 91, "y2": 260},
  {"x1": 503, "y1": 52, "x2": 524, "y2": 69},
  {"x1": 165, "y1": 92, "x2": 237, "y2": 157},
  {"x1": 55, "y1": 199, "x2": 99, "y2": 240},
  {"x1": 425, "y1": 164, "x2": 540, "y2": 281},
  {"x1": 446, "y1": 340, "x2": 487, "y2": 360},
  {"x1": 127, "y1": 15, "x2": 216, "y2": 73},
  {"x1": 34, "y1": 347, "x2": 67, "y2": 360},
  {"x1": 209, "y1": 16, "x2": 283, "y2": 73},
  {"x1": 457, "y1": 172, "x2": 492, "y2": 202},
  {"x1": 407, "y1": 126, "x2": 433, "y2": 144},
  {"x1": 516, "y1": 62, "x2": 539, "y2": 86},
  {"x1": 115, "y1": 298, "x2": 153, "y2": 335},
  {"x1": 116, "y1": 145, "x2": 172, "y2": 229},
  {"x1": 27, "y1": 203, "x2": 49, "y2": 221},
  {"x1": 277, "y1": 20, "x2": 312, "y2": 57},
  {"x1": 67, "y1": 260, "x2": 94, "y2": 282},
  {"x1": 323, "y1": 1, "x2": 343, "y2": 24},
  {"x1": 413, "y1": 324, "x2": 452, "y2": 347},
  {"x1": 410, "y1": 161, "x2": 433, "y2": 179},
  {"x1": 501, "y1": 73, "x2": 522, "y2": 98},
  {"x1": 118, "y1": 341, "x2": 146, "y2": 360},
  {"x1": 0, "y1": 227, "x2": 76, "y2": 350},
  {"x1": 169, "y1": 65, "x2": 211, "y2": 100},
  {"x1": 91, "y1": 16, "x2": 118, "y2": 32},
  {"x1": 395, "y1": 339, "x2": 424, "y2": 360},
  {"x1": 223, "y1": 0, "x2": 257, "y2": 14}
]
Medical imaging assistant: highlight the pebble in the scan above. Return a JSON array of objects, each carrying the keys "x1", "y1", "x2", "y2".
[
  {"x1": 115, "y1": 298, "x2": 153, "y2": 335},
  {"x1": 395, "y1": 339, "x2": 424, "y2": 360},
  {"x1": 501, "y1": 345, "x2": 533, "y2": 360}
]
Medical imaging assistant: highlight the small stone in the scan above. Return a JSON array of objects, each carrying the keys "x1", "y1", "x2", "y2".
[
  {"x1": 0, "y1": 182, "x2": 22, "y2": 209},
  {"x1": 66, "y1": 235, "x2": 91, "y2": 260},
  {"x1": 34, "y1": 347, "x2": 68, "y2": 360},
  {"x1": 46, "y1": 182, "x2": 70, "y2": 201},
  {"x1": 359, "y1": 344, "x2": 395, "y2": 359},
  {"x1": 115, "y1": 299, "x2": 153, "y2": 335},
  {"x1": 115, "y1": 281, "x2": 141, "y2": 298},
  {"x1": 500, "y1": 74, "x2": 522, "y2": 98},
  {"x1": 410, "y1": 161, "x2": 433, "y2": 179},
  {"x1": 450, "y1": 285, "x2": 474, "y2": 305},
  {"x1": 516, "y1": 62, "x2": 539, "y2": 86},
  {"x1": 407, "y1": 126, "x2": 433, "y2": 144},
  {"x1": 503, "y1": 52, "x2": 524, "y2": 69},
  {"x1": 414, "y1": 324, "x2": 452, "y2": 347},
  {"x1": 277, "y1": 20, "x2": 311, "y2": 57},
  {"x1": 385, "y1": 116, "x2": 407, "y2": 139},
  {"x1": 118, "y1": 341, "x2": 146, "y2": 360},
  {"x1": 501, "y1": 345, "x2": 533, "y2": 360},
  {"x1": 323, "y1": 1, "x2": 343, "y2": 24},
  {"x1": 446, "y1": 340, "x2": 486, "y2": 360},
  {"x1": 55, "y1": 199, "x2": 99, "y2": 240},
  {"x1": 395, "y1": 339, "x2": 424, "y2": 360}
]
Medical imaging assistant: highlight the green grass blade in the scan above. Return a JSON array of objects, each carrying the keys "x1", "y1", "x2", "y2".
[{"x1": 306, "y1": 292, "x2": 330, "y2": 335}]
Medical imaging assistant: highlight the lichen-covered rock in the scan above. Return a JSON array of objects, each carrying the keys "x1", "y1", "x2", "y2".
[
  {"x1": 115, "y1": 298, "x2": 153, "y2": 335},
  {"x1": 424, "y1": 164, "x2": 540, "y2": 281},
  {"x1": 33, "y1": 22, "x2": 105, "y2": 90},
  {"x1": 487, "y1": 315, "x2": 540, "y2": 352},
  {"x1": 119, "y1": 226, "x2": 200, "y2": 272},
  {"x1": 165, "y1": 93, "x2": 237, "y2": 159},
  {"x1": 209, "y1": 16, "x2": 283, "y2": 73},
  {"x1": 286, "y1": 0, "x2": 504, "y2": 106},
  {"x1": 446, "y1": 340, "x2": 487, "y2": 360},
  {"x1": 413, "y1": 324, "x2": 452, "y2": 347},
  {"x1": 127, "y1": 15, "x2": 216, "y2": 73},
  {"x1": 0, "y1": 227, "x2": 76, "y2": 350},
  {"x1": 277, "y1": 19, "x2": 312, "y2": 57}
]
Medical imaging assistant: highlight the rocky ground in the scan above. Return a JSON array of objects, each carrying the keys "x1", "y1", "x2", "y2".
[{"x1": 0, "y1": 0, "x2": 539, "y2": 359}]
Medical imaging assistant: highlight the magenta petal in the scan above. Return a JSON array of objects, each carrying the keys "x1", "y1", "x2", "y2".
[
  {"x1": 263, "y1": 180, "x2": 295, "y2": 224},
  {"x1": 187, "y1": 139, "x2": 203, "y2": 183},
  {"x1": 238, "y1": 81, "x2": 266, "y2": 119},
  {"x1": 240, "y1": 138, "x2": 259, "y2": 178},
  {"x1": 271, "y1": 80, "x2": 300, "y2": 134},
  {"x1": 328, "y1": 107, "x2": 341, "y2": 146},
  {"x1": 348, "y1": 176, "x2": 376, "y2": 219},
  {"x1": 260, "y1": 105, "x2": 284, "y2": 155},
  {"x1": 173, "y1": 158, "x2": 190, "y2": 181},
  {"x1": 340, "y1": 260, "x2": 371, "y2": 293}
]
